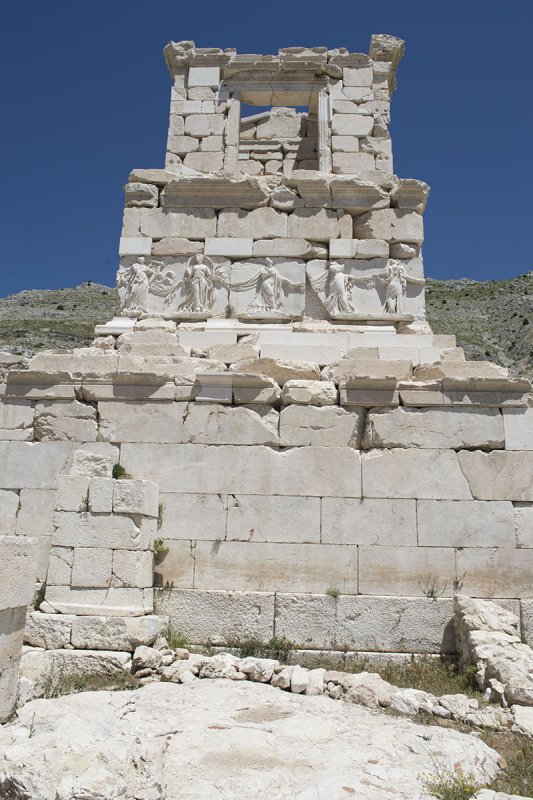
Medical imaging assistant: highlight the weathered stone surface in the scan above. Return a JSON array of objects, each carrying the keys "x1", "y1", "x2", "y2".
[
  {"x1": 362, "y1": 449, "x2": 472, "y2": 499},
  {"x1": 71, "y1": 547, "x2": 112, "y2": 588},
  {"x1": 0, "y1": 400, "x2": 34, "y2": 431},
  {"x1": 362, "y1": 407, "x2": 504, "y2": 450},
  {"x1": 457, "y1": 451, "x2": 533, "y2": 501},
  {"x1": 231, "y1": 373, "x2": 281, "y2": 404},
  {"x1": 0, "y1": 681, "x2": 503, "y2": 799},
  {"x1": 0, "y1": 535, "x2": 37, "y2": 609},
  {"x1": 226, "y1": 495, "x2": 321, "y2": 544},
  {"x1": 229, "y1": 358, "x2": 320, "y2": 385},
  {"x1": 158, "y1": 493, "x2": 226, "y2": 540},
  {"x1": 353, "y1": 208, "x2": 424, "y2": 243},
  {"x1": 323, "y1": 359, "x2": 412, "y2": 384},
  {"x1": 277, "y1": 595, "x2": 457, "y2": 653},
  {"x1": 44, "y1": 586, "x2": 153, "y2": 616},
  {"x1": 418, "y1": 500, "x2": 515, "y2": 548},
  {"x1": 24, "y1": 611, "x2": 75, "y2": 649},
  {"x1": 281, "y1": 380, "x2": 337, "y2": 406},
  {"x1": 206, "y1": 343, "x2": 259, "y2": 363},
  {"x1": 514, "y1": 504, "x2": 533, "y2": 548},
  {"x1": 0, "y1": 442, "x2": 71, "y2": 489},
  {"x1": 113, "y1": 479, "x2": 159, "y2": 517},
  {"x1": 123, "y1": 182, "x2": 158, "y2": 208},
  {"x1": 503, "y1": 407, "x2": 533, "y2": 450},
  {"x1": 179, "y1": 404, "x2": 279, "y2": 446},
  {"x1": 139, "y1": 207, "x2": 216, "y2": 239},
  {"x1": 121, "y1": 444, "x2": 362, "y2": 497},
  {"x1": 155, "y1": 588, "x2": 275, "y2": 644},
  {"x1": 218, "y1": 208, "x2": 287, "y2": 239},
  {"x1": 193, "y1": 540, "x2": 358, "y2": 593},
  {"x1": 322, "y1": 498, "x2": 416, "y2": 546},
  {"x1": 0, "y1": 490, "x2": 18, "y2": 533},
  {"x1": 279, "y1": 405, "x2": 363, "y2": 447},
  {"x1": 52, "y1": 512, "x2": 151, "y2": 550},
  {"x1": 112, "y1": 549, "x2": 153, "y2": 588},
  {"x1": 457, "y1": 549, "x2": 533, "y2": 598},
  {"x1": 116, "y1": 330, "x2": 189, "y2": 358},
  {"x1": 359, "y1": 545, "x2": 456, "y2": 596},
  {"x1": 287, "y1": 208, "x2": 340, "y2": 241}
]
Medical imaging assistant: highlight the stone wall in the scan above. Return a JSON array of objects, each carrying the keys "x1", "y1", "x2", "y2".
[
  {"x1": 1, "y1": 334, "x2": 531, "y2": 656},
  {"x1": 0, "y1": 535, "x2": 36, "y2": 721}
]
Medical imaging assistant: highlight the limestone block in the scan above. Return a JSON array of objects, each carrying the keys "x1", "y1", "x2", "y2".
[
  {"x1": 231, "y1": 374, "x2": 281, "y2": 405},
  {"x1": 281, "y1": 380, "x2": 337, "y2": 406},
  {"x1": 152, "y1": 238, "x2": 203, "y2": 256},
  {"x1": 0, "y1": 659, "x2": 21, "y2": 723},
  {"x1": 121, "y1": 208, "x2": 141, "y2": 236},
  {"x1": 252, "y1": 239, "x2": 327, "y2": 259},
  {"x1": 153, "y1": 540, "x2": 195, "y2": 588},
  {"x1": 503, "y1": 408, "x2": 533, "y2": 450},
  {"x1": 218, "y1": 208, "x2": 287, "y2": 239},
  {"x1": 0, "y1": 490, "x2": 18, "y2": 533},
  {"x1": 256, "y1": 110, "x2": 303, "y2": 140},
  {"x1": 204, "y1": 238, "x2": 253, "y2": 258},
  {"x1": 52, "y1": 513, "x2": 151, "y2": 550},
  {"x1": 193, "y1": 541, "x2": 358, "y2": 593},
  {"x1": 230, "y1": 260, "x2": 305, "y2": 321},
  {"x1": 342, "y1": 86, "x2": 375, "y2": 102},
  {"x1": 71, "y1": 547, "x2": 113, "y2": 588},
  {"x1": 329, "y1": 239, "x2": 389, "y2": 259},
  {"x1": 229, "y1": 357, "x2": 320, "y2": 385},
  {"x1": 112, "y1": 550, "x2": 153, "y2": 588},
  {"x1": 167, "y1": 135, "x2": 199, "y2": 155},
  {"x1": 206, "y1": 343, "x2": 259, "y2": 363},
  {"x1": 0, "y1": 442, "x2": 71, "y2": 490},
  {"x1": 200, "y1": 136, "x2": 224, "y2": 152},
  {"x1": 35, "y1": 400, "x2": 96, "y2": 421},
  {"x1": 183, "y1": 152, "x2": 224, "y2": 172},
  {"x1": 457, "y1": 549, "x2": 533, "y2": 599},
  {"x1": 123, "y1": 182, "x2": 158, "y2": 208},
  {"x1": 359, "y1": 546, "x2": 456, "y2": 596},
  {"x1": 70, "y1": 614, "x2": 165, "y2": 651},
  {"x1": 323, "y1": 359, "x2": 412, "y2": 384},
  {"x1": 341, "y1": 388, "x2": 399, "y2": 408},
  {"x1": 362, "y1": 449, "x2": 472, "y2": 499},
  {"x1": 514, "y1": 504, "x2": 533, "y2": 548},
  {"x1": 331, "y1": 135, "x2": 360, "y2": 152},
  {"x1": 16, "y1": 489, "x2": 56, "y2": 537},
  {"x1": 275, "y1": 595, "x2": 456, "y2": 653},
  {"x1": 0, "y1": 535, "x2": 37, "y2": 609},
  {"x1": 522, "y1": 600, "x2": 533, "y2": 645},
  {"x1": 343, "y1": 66, "x2": 373, "y2": 87},
  {"x1": 155, "y1": 588, "x2": 275, "y2": 644},
  {"x1": 0, "y1": 400, "x2": 33, "y2": 430},
  {"x1": 88, "y1": 478, "x2": 113, "y2": 514},
  {"x1": 113, "y1": 480, "x2": 159, "y2": 518},
  {"x1": 46, "y1": 546, "x2": 73, "y2": 586},
  {"x1": 184, "y1": 115, "x2": 211, "y2": 137},
  {"x1": 354, "y1": 209, "x2": 424, "y2": 244},
  {"x1": 70, "y1": 444, "x2": 118, "y2": 478},
  {"x1": 391, "y1": 179, "x2": 430, "y2": 214},
  {"x1": 287, "y1": 209, "x2": 340, "y2": 242},
  {"x1": 116, "y1": 330, "x2": 189, "y2": 358},
  {"x1": 35, "y1": 415, "x2": 98, "y2": 442},
  {"x1": 322, "y1": 498, "x2": 417, "y2": 546},
  {"x1": 119, "y1": 237, "x2": 152, "y2": 256},
  {"x1": 259, "y1": 343, "x2": 346, "y2": 367},
  {"x1": 280, "y1": 405, "x2": 363, "y2": 447},
  {"x1": 332, "y1": 153, "x2": 375, "y2": 175},
  {"x1": 362, "y1": 407, "x2": 505, "y2": 450},
  {"x1": 457, "y1": 452, "x2": 533, "y2": 501},
  {"x1": 139, "y1": 208, "x2": 216, "y2": 239},
  {"x1": 44, "y1": 586, "x2": 153, "y2": 616},
  {"x1": 121, "y1": 444, "x2": 362, "y2": 497},
  {"x1": 24, "y1": 611, "x2": 74, "y2": 649},
  {"x1": 331, "y1": 115, "x2": 373, "y2": 137},
  {"x1": 99, "y1": 401, "x2": 185, "y2": 443},
  {"x1": 157, "y1": 493, "x2": 226, "y2": 541},
  {"x1": 188, "y1": 66, "x2": 220, "y2": 87},
  {"x1": 178, "y1": 404, "x2": 279, "y2": 446},
  {"x1": 390, "y1": 243, "x2": 419, "y2": 259},
  {"x1": 418, "y1": 500, "x2": 515, "y2": 548},
  {"x1": 226, "y1": 495, "x2": 321, "y2": 544}
]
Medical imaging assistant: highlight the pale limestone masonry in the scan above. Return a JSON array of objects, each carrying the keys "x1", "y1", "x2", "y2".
[
  {"x1": 1, "y1": 35, "x2": 532, "y2": 659},
  {"x1": 0, "y1": 536, "x2": 36, "y2": 722}
]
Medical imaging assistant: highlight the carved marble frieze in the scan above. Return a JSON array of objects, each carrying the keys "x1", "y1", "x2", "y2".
[
  {"x1": 117, "y1": 255, "x2": 229, "y2": 319},
  {"x1": 229, "y1": 259, "x2": 306, "y2": 320},
  {"x1": 306, "y1": 258, "x2": 425, "y2": 320}
]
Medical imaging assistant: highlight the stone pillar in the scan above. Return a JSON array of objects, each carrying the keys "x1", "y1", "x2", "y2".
[
  {"x1": 0, "y1": 535, "x2": 37, "y2": 722},
  {"x1": 317, "y1": 89, "x2": 332, "y2": 173},
  {"x1": 223, "y1": 93, "x2": 241, "y2": 173}
]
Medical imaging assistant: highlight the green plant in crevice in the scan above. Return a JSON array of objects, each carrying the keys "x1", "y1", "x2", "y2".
[{"x1": 112, "y1": 463, "x2": 126, "y2": 479}]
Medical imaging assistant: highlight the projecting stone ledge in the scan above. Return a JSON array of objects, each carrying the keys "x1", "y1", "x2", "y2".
[{"x1": 160, "y1": 176, "x2": 271, "y2": 209}]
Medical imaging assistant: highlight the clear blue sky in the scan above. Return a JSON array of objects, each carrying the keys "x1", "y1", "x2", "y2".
[{"x1": 1, "y1": 0, "x2": 532, "y2": 295}]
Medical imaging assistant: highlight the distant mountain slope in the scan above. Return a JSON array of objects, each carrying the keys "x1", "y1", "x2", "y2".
[{"x1": 0, "y1": 274, "x2": 531, "y2": 379}]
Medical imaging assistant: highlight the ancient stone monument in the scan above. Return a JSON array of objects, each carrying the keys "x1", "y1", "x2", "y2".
[{"x1": 0, "y1": 35, "x2": 532, "y2": 668}]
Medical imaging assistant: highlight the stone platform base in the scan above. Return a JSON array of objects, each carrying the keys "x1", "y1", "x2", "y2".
[
  {"x1": 155, "y1": 589, "x2": 531, "y2": 655},
  {"x1": 24, "y1": 612, "x2": 167, "y2": 652}
]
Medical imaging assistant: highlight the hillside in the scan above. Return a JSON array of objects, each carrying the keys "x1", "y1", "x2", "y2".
[{"x1": 0, "y1": 274, "x2": 531, "y2": 379}]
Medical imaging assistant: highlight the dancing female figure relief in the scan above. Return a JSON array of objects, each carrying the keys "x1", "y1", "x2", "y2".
[
  {"x1": 376, "y1": 261, "x2": 425, "y2": 313},
  {"x1": 309, "y1": 261, "x2": 368, "y2": 316},
  {"x1": 118, "y1": 257, "x2": 175, "y2": 313},
  {"x1": 232, "y1": 258, "x2": 305, "y2": 314},
  {"x1": 166, "y1": 255, "x2": 228, "y2": 315}
]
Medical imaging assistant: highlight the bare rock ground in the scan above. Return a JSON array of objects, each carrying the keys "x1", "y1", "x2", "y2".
[{"x1": 0, "y1": 679, "x2": 503, "y2": 799}]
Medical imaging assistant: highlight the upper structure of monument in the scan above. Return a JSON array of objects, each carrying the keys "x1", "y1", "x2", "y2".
[{"x1": 116, "y1": 35, "x2": 429, "y2": 327}]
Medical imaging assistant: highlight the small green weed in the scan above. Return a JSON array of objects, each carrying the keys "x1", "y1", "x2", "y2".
[
  {"x1": 112, "y1": 463, "x2": 126, "y2": 479},
  {"x1": 326, "y1": 587, "x2": 341, "y2": 599},
  {"x1": 157, "y1": 502, "x2": 165, "y2": 530},
  {"x1": 421, "y1": 761, "x2": 482, "y2": 799},
  {"x1": 166, "y1": 626, "x2": 189, "y2": 650},
  {"x1": 43, "y1": 669, "x2": 140, "y2": 699},
  {"x1": 153, "y1": 538, "x2": 168, "y2": 557}
]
